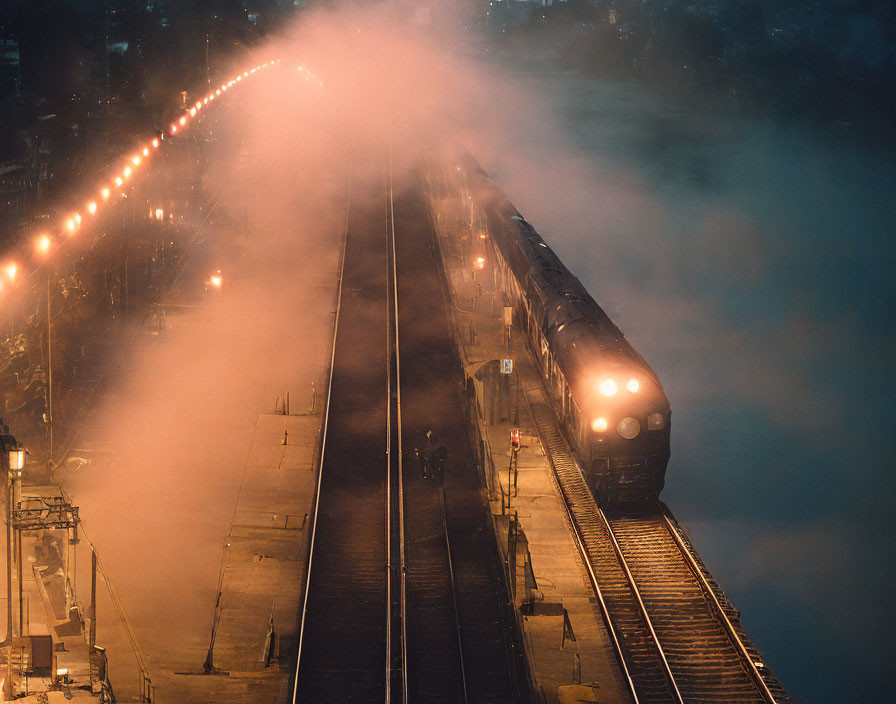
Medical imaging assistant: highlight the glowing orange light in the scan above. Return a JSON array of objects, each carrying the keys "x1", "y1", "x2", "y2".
[
  {"x1": 591, "y1": 417, "x2": 608, "y2": 432},
  {"x1": 74, "y1": 214, "x2": 82, "y2": 225},
  {"x1": 215, "y1": 89, "x2": 221, "y2": 96},
  {"x1": 203, "y1": 98, "x2": 209, "y2": 104},
  {"x1": 475, "y1": 256, "x2": 485, "y2": 269},
  {"x1": 132, "y1": 156, "x2": 140, "y2": 166},
  {"x1": 599, "y1": 379, "x2": 618, "y2": 397},
  {"x1": 243, "y1": 71, "x2": 248, "y2": 77},
  {"x1": 209, "y1": 272, "x2": 223, "y2": 288},
  {"x1": 152, "y1": 138, "x2": 160, "y2": 148},
  {"x1": 195, "y1": 101, "x2": 202, "y2": 109},
  {"x1": 170, "y1": 124, "x2": 178, "y2": 134},
  {"x1": 189, "y1": 107, "x2": 196, "y2": 117},
  {"x1": 142, "y1": 148, "x2": 149, "y2": 156},
  {"x1": 479, "y1": 233, "x2": 487, "y2": 240},
  {"x1": 87, "y1": 202, "x2": 97, "y2": 214},
  {"x1": 36, "y1": 235, "x2": 51, "y2": 253},
  {"x1": 627, "y1": 379, "x2": 640, "y2": 393},
  {"x1": 236, "y1": 76, "x2": 242, "y2": 82},
  {"x1": 179, "y1": 117, "x2": 186, "y2": 126},
  {"x1": 6, "y1": 263, "x2": 18, "y2": 281},
  {"x1": 65, "y1": 218, "x2": 76, "y2": 232},
  {"x1": 123, "y1": 167, "x2": 132, "y2": 178},
  {"x1": 154, "y1": 208, "x2": 164, "y2": 220},
  {"x1": 101, "y1": 187, "x2": 110, "y2": 199},
  {"x1": 115, "y1": 177, "x2": 123, "y2": 186}
]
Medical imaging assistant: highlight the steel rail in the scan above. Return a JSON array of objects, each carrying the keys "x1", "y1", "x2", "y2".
[
  {"x1": 660, "y1": 510, "x2": 779, "y2": 704},
  {"x1": 595, "y1": 509, "x2": 685, "y2": 704},
  {"x1": 519, "y1": 388, "x2": 639, "y2": 704},
  {"x1": 384, "y1": 167, "x2": 394, "y2": 703},
  {"x1": 464, "y1": 162, "x2": 685, "y2": 702},
  {"x1": 438, "y1": 479, "x2": 469, "y2": 704},
  {"x1": 386, "y1": 139, "x2": 410, "y2": 703},
  {"x1": 517, "y1": 285, "x2": 775, "y2": 704},
  {"x1": 419, "y1": 156, "x2": 518, "y2": 702},
  {"x1": 516, "y1": 325, "x2": 681, "y2": 703},
  {"x1": 291, "y1": 185, "x2": 351, "y2": 703}
]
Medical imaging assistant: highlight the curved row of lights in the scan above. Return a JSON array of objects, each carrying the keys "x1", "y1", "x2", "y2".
[{"x1": 0, "y1": 58, "x2": 307, "y2": 296}]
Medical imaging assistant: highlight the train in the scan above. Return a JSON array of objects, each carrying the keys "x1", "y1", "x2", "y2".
[{"x1": 459, "y1": 157, "x2": 671, "y2": 505}]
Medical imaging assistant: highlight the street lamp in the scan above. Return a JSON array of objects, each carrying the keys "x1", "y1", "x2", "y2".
[
  {"x1": 208, "y1": 270, "x2": 223, "y2": 301},
  {"x1": 8, "y1": 449, "x2": 23, "y2": 476}
]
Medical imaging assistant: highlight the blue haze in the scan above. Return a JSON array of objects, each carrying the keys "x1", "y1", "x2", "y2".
[{"x1": 487, "y1": 70, "x2": 896, "y2": 704}]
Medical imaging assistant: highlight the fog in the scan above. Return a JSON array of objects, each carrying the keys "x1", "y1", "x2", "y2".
[
  {"x1": 480, "y1": 73, "x2": 895, "y2": 703},
  {"x1": 52, "y1": 3, "x2": 894, "y2": 702}
]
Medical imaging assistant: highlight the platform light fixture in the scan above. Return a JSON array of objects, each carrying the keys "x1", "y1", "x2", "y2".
[{"x1": 8, "y1": 446, "x2": 24, "y2": 474}]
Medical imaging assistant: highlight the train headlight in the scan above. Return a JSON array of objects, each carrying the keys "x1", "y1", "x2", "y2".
[
  {"x1": 591, "y1": 417, "x2": 608, "y2": 432},
  {"x1": 617, "y1": 417, "x2": 640, "y2": 439},
  {"x1": 599, "y1": 379, "x2": 618, "y2": 397},
  {"x1": 647, "y1": 412, "x2": 666, "y2": 431},
  {"x1": 627, "y1": 379, "x2": 639, "y2": 393}
]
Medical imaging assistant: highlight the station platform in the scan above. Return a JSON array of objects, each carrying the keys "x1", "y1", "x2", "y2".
[
  {"x1": 432, "y1": 212, "x2": 633, "y2": 704},
  {"x1": 151, "y1": 411, "x2": 320, "y2": 703}
]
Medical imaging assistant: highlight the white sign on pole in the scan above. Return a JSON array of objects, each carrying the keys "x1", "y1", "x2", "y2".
[{"x1": 501, "y1": 358, "x2": 513, "y2": 374}]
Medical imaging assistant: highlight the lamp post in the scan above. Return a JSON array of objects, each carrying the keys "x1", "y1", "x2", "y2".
[
  {"x1": 35, "y1": 236, "x2": 53, "y2": 474},
  {"x1": 46, "y1": 273, "x2": 53, "y2": 472}
]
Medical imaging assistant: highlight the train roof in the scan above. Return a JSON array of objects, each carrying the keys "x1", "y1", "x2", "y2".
[{"x1": 481, "y1": 181, "x2": 662, "y2": 391}]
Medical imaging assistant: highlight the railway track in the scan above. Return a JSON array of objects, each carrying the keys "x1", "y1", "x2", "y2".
[
  {"x1": 521, "y1": 366, "x2": 790, "y2": 704},
  {"x1": 293, "y1": 151, "x2": 528, "y2": 702}
]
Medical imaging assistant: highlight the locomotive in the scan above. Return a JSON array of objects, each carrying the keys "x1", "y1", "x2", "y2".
[{"x1": 461, "y1": 159, "x2": 671, "y2": 505}]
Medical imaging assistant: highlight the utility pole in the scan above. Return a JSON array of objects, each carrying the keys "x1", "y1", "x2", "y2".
[
  {"x1": 89, "y1": 549, "x2": 96, "y2": 651},
  {"x1": 3, "y1": 474, "x2": 12, "y2": 701},
  {"x1": 46, "y1": 276, "x2": 53, "y2": 473}
]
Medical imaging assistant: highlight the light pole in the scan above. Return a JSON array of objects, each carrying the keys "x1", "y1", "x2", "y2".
[
  {"x1": 35, "y1": 236, "x2": 53, "y2": 473},
  {"x1": 46, "y1": 273, "x2": 53, "y2": 472}
]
